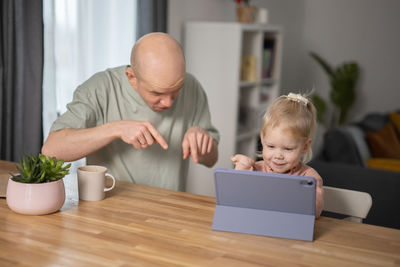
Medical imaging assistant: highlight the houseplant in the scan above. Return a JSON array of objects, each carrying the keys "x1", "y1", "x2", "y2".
[
  {"x1": 310, "y1": 52, "x2": 360, "y2": 129},
  {"x1": 6, "y1": 154, "x2": 71, "y2": 215}
]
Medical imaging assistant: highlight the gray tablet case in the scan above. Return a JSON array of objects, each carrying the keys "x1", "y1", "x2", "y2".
[{"x1": 212, "y1": 168, "x2": 316, "y2": 241}]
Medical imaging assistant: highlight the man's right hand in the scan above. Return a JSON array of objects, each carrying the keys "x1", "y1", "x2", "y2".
[
  {"x1": 41, "y1": 120, "x2": 168, "y2": 162},
  {"x1": 118, "y1": 120, "x2": 168, "y2": 150}
]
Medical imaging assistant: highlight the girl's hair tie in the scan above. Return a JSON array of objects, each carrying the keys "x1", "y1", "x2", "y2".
[{"x1": 286, "y1": 93, "x2": 309, "y2": 106}]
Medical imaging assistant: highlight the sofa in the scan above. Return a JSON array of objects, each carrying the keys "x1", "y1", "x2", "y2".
[{"x1": 310, "y1": 111, "x2": 400, "y2": 229}]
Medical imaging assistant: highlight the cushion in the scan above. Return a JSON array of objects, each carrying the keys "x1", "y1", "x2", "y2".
[
  {"x1": 342, "y1": 126, "x2": 371, "y2": 167},
  {"x1": 359, "y1": 113, "x2": 389, "y2": 131},
  {"x1": 367, "y1": 158, "x2": 400, "y2": 172},
  {"x1": 320, "y1": 127, "x2": 364, "y2": 165},
  {"x1": 366, "y1": 122, "x2": 400, "y2": 159},
  {"x1": 389, "y1": 112, "x2": 400, "y2": 137}
]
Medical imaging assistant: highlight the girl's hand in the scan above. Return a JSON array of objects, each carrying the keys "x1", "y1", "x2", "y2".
[{"x1": 231, "y1": 154, "x2": 255, "y2": 171}]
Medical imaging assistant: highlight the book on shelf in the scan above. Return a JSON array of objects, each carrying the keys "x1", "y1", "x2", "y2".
[
  {"x1": 241, "y1": 55, "x2": 257, "y2": 81},
  {"x1": 262, "y1": 37, "x2": 276, "y2": 79}
]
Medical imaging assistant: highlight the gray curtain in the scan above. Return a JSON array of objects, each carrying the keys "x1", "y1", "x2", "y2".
[
  {"x1": 0, "y1": 0, "x2": 43, "y2": 162},
  {"x1": 136, "y1": 0, "x2": 167, "y2": 39}
]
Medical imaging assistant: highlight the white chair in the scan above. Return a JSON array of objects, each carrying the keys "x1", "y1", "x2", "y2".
[{"x1": 323, "y1": 186, "x2": 373, "y2": 223}]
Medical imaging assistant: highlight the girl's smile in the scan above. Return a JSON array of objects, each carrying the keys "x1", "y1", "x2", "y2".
[{"x1": 261, "y1": 124, "x2": 311, "y2": 173}]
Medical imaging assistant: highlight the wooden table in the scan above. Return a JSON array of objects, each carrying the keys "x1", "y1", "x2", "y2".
[
  {"x1": 0, "y1": 160, "x2": 18, "y2": 197},
  {"x1": 0, "y1": 161, "x2": 399, "y2": 266}
]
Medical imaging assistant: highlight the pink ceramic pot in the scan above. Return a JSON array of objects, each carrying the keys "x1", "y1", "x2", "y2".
[{"x1": 6, "y1": 178, "x2": 65, "y2": 215}]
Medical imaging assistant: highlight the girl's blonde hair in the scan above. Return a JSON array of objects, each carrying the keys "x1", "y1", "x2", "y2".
[{"x1": 260, "y1": 93, "x2": 317, "y2": 163}]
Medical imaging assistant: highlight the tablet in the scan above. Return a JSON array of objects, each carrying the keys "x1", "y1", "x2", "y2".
[{"x1": 212, "y1": 168, "x2": 316, "y2": 241}]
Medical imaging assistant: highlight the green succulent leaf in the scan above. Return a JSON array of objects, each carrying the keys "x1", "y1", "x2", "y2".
[{"x1": 11, "y1": 154, "x2": 71, "y2": 184}]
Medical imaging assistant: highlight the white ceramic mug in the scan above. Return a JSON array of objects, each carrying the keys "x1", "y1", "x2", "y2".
[{"x1": 77, "y1": 165, "x2": 116, "y2": 201}]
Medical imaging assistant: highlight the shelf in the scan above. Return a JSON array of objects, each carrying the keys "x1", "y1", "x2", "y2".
[
  {"x1": 239, "y1": 79, "x2": 276, "y2": 88},
  {"x1": 261, "y1": 78, "x2": 276, "y2": 86},
  {"x1": 237, "y1": 128, "x2": 260, "y2": 142},
  {"x1": 240, "y1": 23, "x2": 282, "y2": 33},
  {"x1": 184, "y1": 22, "x2": 282, "y2": 195},
  {"x1": 239, "y1": 81, "x2": 257, "y2": 88}
]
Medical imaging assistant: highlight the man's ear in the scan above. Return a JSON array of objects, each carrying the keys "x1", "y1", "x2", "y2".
[
  {"x1": 303, "y1": 138, "x2": 312, "y2": 154},
  {"x1": 125, "y1": 67, "x2": 137, "y2": 88}
]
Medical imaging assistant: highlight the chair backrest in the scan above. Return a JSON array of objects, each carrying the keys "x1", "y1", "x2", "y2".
[{"x1": 323, "y1": 186, "x2": 373, "y2": 223}]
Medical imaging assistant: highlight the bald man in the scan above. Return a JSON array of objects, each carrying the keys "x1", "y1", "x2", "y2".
[{"x1": 42, "y1": 33, "x2": 219, "y2": 191}]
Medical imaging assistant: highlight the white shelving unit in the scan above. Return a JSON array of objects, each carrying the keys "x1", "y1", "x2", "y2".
[{"x1": 183, "y1": 22, "x2": 283, "y2": 196}]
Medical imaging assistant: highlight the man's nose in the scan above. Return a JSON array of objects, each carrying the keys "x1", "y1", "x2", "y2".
[{"x1": 160, "y1": 95, "x2": 173, "y2": 107}]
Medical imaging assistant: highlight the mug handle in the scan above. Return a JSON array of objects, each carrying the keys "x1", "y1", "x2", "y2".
[{"x1": 104, "y1": 173, "x2": 116, "y2": 192}]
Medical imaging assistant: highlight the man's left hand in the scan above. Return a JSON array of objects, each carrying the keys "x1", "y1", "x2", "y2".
[{"x1": 182, "y1": 126, "x2": 214, "y2": 164}]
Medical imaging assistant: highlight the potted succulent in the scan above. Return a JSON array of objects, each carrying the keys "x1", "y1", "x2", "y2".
[{"x1": 6, "y1": 154, "x2": 71, "y2": 215}]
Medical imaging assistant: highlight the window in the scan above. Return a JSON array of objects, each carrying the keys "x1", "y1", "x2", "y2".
[
  {"x1": 43, "y1": 0, "x2": 137, "y2": 139},
  {"x1": 42, "y1": 0, "x2": 137, "y2": 179}
]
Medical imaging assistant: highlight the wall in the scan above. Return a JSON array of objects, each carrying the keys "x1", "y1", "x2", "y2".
[
  {"x1": 301, "y1": 0, "x2": 400, "y2": 121},
  {"x1": 168, "y1": 0, "x2": 234, "y2": 43},
  {"x1": 169, "y1": 0, "x2": 400, "y2": 122}
]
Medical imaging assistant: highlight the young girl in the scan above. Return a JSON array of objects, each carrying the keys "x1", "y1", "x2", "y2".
[{"x1": 231, "y1": 93, "x2": 324, "y2": 218}]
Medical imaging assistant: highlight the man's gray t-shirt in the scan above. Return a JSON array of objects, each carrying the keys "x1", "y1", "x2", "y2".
[{"x1": 50, "y1": 66, "x2": 219, "y2": 191}]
